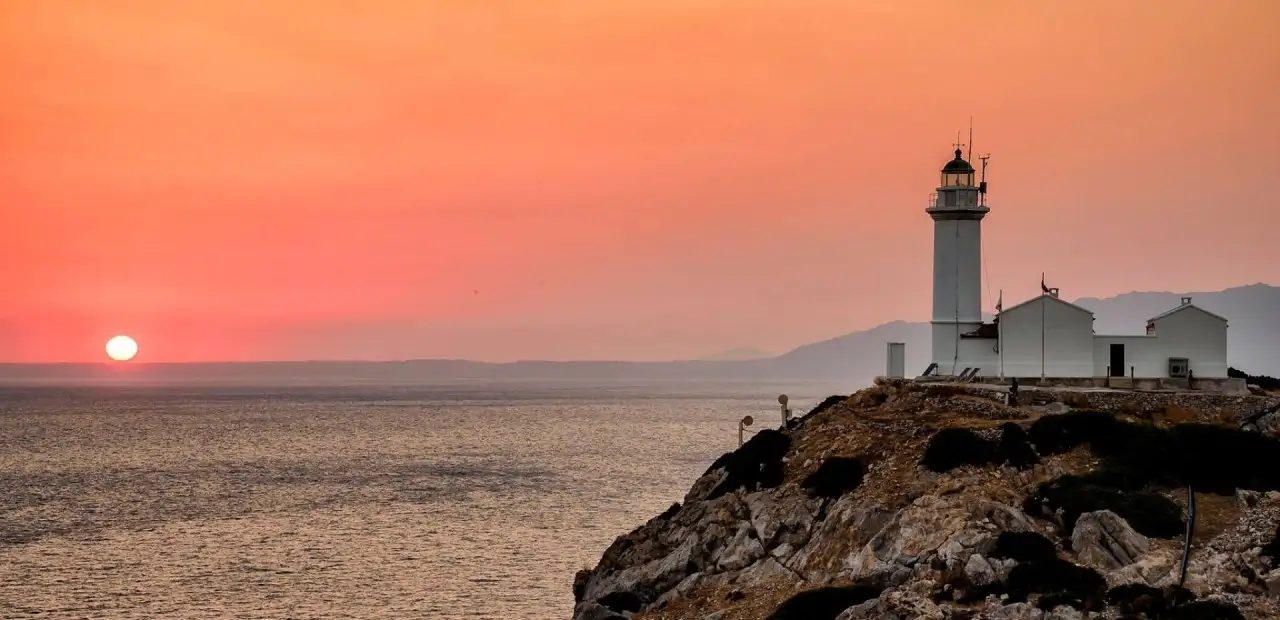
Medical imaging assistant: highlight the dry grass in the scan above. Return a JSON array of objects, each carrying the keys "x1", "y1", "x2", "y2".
[
  {"x1": 1189, "y1": 492, "x2": 1243, "y2": 544},
  {"x1": 1060, "y1": 392, "x2": 1092, "y2": 409},
  {"x1": 635, "y1": 575, "x2": 799, "y2": 620},
  {"x1": 1153, "y1": 406, "x2": 1201, "y2": 426}
]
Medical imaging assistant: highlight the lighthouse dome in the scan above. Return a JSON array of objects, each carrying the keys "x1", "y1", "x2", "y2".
[{"x1": 942, "y1": 148, "x2": 975, "y2": 173}]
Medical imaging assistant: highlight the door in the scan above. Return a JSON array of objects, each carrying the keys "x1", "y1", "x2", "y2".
[{"x1": 1109, "y1": 344, "x2": 1125, "y2": 377}]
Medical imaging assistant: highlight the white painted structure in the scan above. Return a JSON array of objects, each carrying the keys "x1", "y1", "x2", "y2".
[
  {"x1": 927, "y1": 148, "x2": 989, "y2": 376},
  {"x1": 886, "y1": 342, "x2": 906, "y2": 379},
  {"x1": 918, "y1": 146, "x2": 1230, "y2": 379},
  {"x1": 998, "y1": 295, "x2": 1095, "y2": 378}
]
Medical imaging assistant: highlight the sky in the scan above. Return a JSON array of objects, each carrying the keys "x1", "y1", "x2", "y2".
[{"x1": 2, "y1": 0, "x2": 1279, "y2": 363}]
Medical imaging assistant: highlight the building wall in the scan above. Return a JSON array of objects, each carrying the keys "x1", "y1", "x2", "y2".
[
  {"x1": 931, "y1": 321, "x2": 984, "y2": 376},
  {"x1": 999, "y1": 297, "x2": 1095, "y2": 377},
  {"x1": 931, "y1": 219, "x2": 984, "y2": 324},
  {"x1": 1149, "y1": 309, "x2": 1229, "y2": 378},
  {"x1": 958, "y1": 337, "x2": 999, "y2": 377},
  {"x1": 1092, "y1": 335, "x2": 1162, "y2": 378}
]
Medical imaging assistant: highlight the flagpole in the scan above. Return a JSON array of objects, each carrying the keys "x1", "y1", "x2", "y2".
[
  {"x1": 1041, "y1": 288, "x2": 1046, "y2": 381},
  {"x1": 997, "y1": 289, "x2": 1004, "y2": 379}
]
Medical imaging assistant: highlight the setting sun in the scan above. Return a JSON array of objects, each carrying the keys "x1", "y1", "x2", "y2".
[{"x1": 105, "y1": 336, "x2": 139, "y2": 362}]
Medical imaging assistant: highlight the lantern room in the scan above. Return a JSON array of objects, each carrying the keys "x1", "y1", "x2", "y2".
[
  {"x1": 933, "y1": 148, "x2": 983, "y2": 209},
  {"x1": 940, "y1": 148, "x2": 976, "y2": 187}
]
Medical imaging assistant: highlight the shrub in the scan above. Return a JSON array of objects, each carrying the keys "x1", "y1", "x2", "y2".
[
  {"x1": 1260, "y1": 524, "x2": 1280, "y2": 569},
  {"x1": 765, "y1": 585, "x2": 882, "y2": 620},
  {"x1": 807, "y1": 395, "x2": 848, "y2": 418},
  {"x1": 925, "y1": 384, "x2": 967, "y2": 399},
  {"x1": 1023, "y1": 477, "x2": 1185, "y2": 538},
  {"x1": 597, "y1": 590, "x2": 644, "y2": 614},
  {"x1": 1230, "y1": 367, "x2": 1280, "y2": 391},
  {"x1": 1005, "y1": 559, "x2": 1106, "y2": 609},
  {"x1": 1167, "y1": 424, "x2": 1280, "y2": 493},
  {"x1": 802, "y1": 456, "x2": 866, "y2": 499},
  {"x1": 704, "y1": 428, "x2": 791, "y2": 500},
  {"x1": 921, "y1": 428, "x2": 998, "y2": 472},
  {"x1": 1027, "y1": 411, "x2": 1280, "y2": 495},
  {"x1": 1106, "y1": 583, "x2": 1195, "y2": 616},
  {"x1": 1171, "y1": 600, "x2": 1245, "y2": 620},
  {"x1": 990, "y1": 531, "x2": 1058, "y2": 563},
  {"x1": 1105, "y1": 583, "x2": 1164, "y2": 615},
  {"x1": 1036, "y1": 591, "x2": 1086, "y2": 611},
  {"x1": 997, "y1": 423, "x2": 1040, "y2": 470},
  {"x1": 1027, "y1": 410, "x2": 1122, "y2": 456}
]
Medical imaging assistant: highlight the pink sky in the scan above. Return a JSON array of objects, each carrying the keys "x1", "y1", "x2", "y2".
[{"x1": 2, "y1": 0, "x2": 1278, "y2": 363}]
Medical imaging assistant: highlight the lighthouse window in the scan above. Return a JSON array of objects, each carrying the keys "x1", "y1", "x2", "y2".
[{"x1": 944, "y1": 191, "x2": 957, "y2": 206}]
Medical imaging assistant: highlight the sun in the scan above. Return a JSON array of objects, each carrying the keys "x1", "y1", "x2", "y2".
[{"x1": 106, "y1": 335, "x2": 139, "y2": 362}]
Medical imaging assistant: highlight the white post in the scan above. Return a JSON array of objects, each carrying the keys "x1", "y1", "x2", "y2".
[
  {"x1": 998, "y1": 318, "x2": 1004, "y2": 379},
  {"x1": 778, "y1": 394, "x2": 789, "y2": 427},
  {"x1": 1040, "y1": 295, "x2": 1046, "y2": 380}
]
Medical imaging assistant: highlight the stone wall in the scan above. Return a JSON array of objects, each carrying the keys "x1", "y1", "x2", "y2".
[
  {"x1": 1018, "y1": 387, "x2": 1280, "y2": 422},
  {"x1": 884, "y1": 376, "x2": 1276, "y2": 423},
  {"x1": 921, "y1": 375, "x2": 1249, "y2": 394}
]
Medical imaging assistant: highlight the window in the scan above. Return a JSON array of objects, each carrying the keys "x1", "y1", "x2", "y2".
[
  {"x1": 944, "y1": 191, "x2": 957, "y2": 207},
  {"x1": 941, "y1": 172, "x2": 974, "y2": 187}
]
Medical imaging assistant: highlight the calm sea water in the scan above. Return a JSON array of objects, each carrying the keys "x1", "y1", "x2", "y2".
[{"x1": 0, "y1": 382, "x2": 835, "y2": 619}]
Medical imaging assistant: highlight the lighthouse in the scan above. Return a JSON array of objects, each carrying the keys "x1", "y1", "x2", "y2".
[
  {"x1": 926, "y1": 146, "x2": 989, "y2": 375},
  {"x1": 898, "y1": 139, "x2": 1232, "y2": 383}
]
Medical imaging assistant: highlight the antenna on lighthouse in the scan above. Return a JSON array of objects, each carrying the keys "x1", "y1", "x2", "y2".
[
  {"x1": 968, "y1": 117, "x2": 974, "y2": 161},
  {"x1": 978, "y1": 153, "x2": 991, "y2": 206}
]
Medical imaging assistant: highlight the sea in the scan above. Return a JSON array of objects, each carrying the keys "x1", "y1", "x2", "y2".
[{"x1": 0, "y1": 380, "x2": 843, "y2": 619}]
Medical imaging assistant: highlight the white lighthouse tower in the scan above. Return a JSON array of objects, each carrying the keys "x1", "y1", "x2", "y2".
[{"x1": 927, "y1": 146, "x2": 989, "y2": 375}]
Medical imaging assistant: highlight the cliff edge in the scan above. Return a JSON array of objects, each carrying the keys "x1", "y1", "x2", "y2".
[{"x1": 572, "y1": 380, "x2": 1280, "y2": 620}]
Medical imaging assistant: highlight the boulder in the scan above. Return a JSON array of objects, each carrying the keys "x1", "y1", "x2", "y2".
[
  {"x1": 985, "y1": 602, "x2": 1045, "y2": 619},
  {"x1": 1043, "y1": 401, "x2": 1071, "y2": 416},
  {"x1": 572, "y1": 601, "x2": 628, "y2": 620},
  {"x1": 834, "y1": 587, "x2": 947, "y2": 620},
  {"x1": 844, "y1": 494, "x2": 1033, "y2": 586},
  {"x1": 1071, "y1": 510, "x2": 1152, "y2": 572}
]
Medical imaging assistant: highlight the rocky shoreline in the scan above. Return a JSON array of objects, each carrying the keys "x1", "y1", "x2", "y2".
[{"x1": 572, "y1": 380, "x2": 1280, "y2": 619}]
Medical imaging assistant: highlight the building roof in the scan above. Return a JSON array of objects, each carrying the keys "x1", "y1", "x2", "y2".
[
  {"x1": 1147, "y1": 302, "x2": 1229, "y2": 324},
  {"x1": 960, "y1": 321, "x2": 1000, "y2": 339},
  {"x1": 998, "y1": 293, "x2": 1096, "y2": 317},
  {"x1": 942, "y1": 148, "x2": 975, "y2": 173}
]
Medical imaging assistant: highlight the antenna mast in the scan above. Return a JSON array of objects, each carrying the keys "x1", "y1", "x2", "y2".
[
  {"x1": 978, "y1": 153, "x2": 991, "y2": 207},
  {"x1": 968, "y1": 116, "x2": 973, "y2": 161}
]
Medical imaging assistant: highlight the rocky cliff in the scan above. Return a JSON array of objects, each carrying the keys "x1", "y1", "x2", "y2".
[{"x1": 572, "y1": 380, "x2": 1280, "y2": 620}]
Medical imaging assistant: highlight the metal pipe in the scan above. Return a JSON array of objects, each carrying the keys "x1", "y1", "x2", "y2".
[{"x1": 1179, "y1": 485, "x2": 1197, "y2": 589}]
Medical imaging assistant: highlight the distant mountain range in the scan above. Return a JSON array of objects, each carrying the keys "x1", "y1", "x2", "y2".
[
  {"x1": 697, "y1": 348, "x2": 775, "y2": 361},
  {"x1": 2, "y1": 284, "x2": 1275, "y2": 386}
]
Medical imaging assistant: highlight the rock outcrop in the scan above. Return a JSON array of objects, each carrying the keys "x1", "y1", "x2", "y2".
[{"x1": 572, "y1": 379, "x2": 1280, "y2": 620}]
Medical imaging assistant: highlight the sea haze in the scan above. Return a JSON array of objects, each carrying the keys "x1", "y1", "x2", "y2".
[{"x1": 0, "y1": 381, "x2": 837, "y2": 619}]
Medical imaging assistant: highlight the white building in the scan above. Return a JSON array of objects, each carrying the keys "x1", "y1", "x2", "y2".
[{"x1": 922, "y1": 146, "x2": 1229, "y2": 380}]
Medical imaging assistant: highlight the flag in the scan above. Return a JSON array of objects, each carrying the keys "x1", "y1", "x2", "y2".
[
  {"x1": 995, "y1": 289, "x2": 1003, "y2": 313},
  {"x1": 1040, "y1": 273, "x2": 1050, "y2": 294}
]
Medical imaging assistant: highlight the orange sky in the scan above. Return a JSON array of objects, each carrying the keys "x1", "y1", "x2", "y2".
[{"x1": 2, "y1": 0, "x2": 1278, "y2": 363}]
